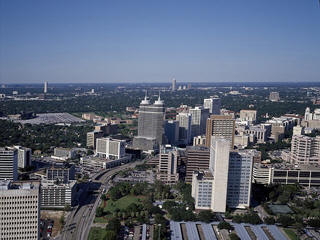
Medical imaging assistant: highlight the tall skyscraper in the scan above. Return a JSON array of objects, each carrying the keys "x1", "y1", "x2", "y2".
[
  {"x1": 0, "y1": 147, "x2": 18, "y2": 181},
  {"x1": 176, "y1": 112, "x2": 192, "y2": 145},
  {"x1": 189, "y1": 106, "x2": 209, "y2": 139},
  {"x1": 203, "y1": 97, "x2": 221, "y2": 115},
  {"x1": 0, "y1": 180, "x2": 40, "y2": 240},
  {"x1": 172, "y1": 78, "x2": 176, "y2": 91},
  {"x1": 227, "y1": 150, "x2": 254, "y2": 209},
  {"x1": 44, "y1": 81, "x2": 48, "y2": 93},
  {"x1": 205, "y1": 115, "x2": 235, "y2": 149},
  {"x1": 133, "y1": 93, "x2": 165, "y2": 151},
  {"x1": 210, "y1": 137, "x2": 230, "y2": 212}
]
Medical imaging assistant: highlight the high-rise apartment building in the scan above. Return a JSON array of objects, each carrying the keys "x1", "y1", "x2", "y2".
[
  {"x1": 185, "y1": 146, "x2": 210, "y2": 183},
  {"x1": 0, "y1": 180, "x2": 40, "y2": 240},
  {"x1": 290, "y1": 135, "x2": 320, "y2": 165},
  {"x1": 176, "y1": 112, "x2": 192, "y2": 145},
  {"x1": 0, "y1": 147, "x2": 18, "y2": 181},
  {"x1": 203, "y1": 97, "x2": 221, "y2": 115},
  {"x1": 227, "y1": 150, "x2": 253, "y2": 209},
  {"x1": 157, "y1": 145, "x2": 179, "y2": 185},
  {"x1": 133, "y1": 94, "x2": 165, "y2": 151},
  {"x1": 189, "y1": 106, "x2": 209, "y2": 138},
  {"x1": 205, "y1": 115, "x2": 235, "y2": 149},
  {"x1": 96, "y1": 137, "x2": 126, "y2": 160}
]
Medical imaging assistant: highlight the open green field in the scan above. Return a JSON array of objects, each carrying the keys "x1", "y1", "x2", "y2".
[
  {"x1": 88, "y1": 227, "x2": 107, "y2": 240},
  {"x1": 283, "y1": 228, "x2": 299, "y2": 240},
  {"x1": 103, "y1": 195, "x2": 145, "y2": 213}
]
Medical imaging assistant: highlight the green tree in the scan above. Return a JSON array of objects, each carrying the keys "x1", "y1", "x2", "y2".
[
  {"x1": 218, "y1": 221, "x2": 233, "y2": 231},
  {"x1": 229, "y1": 233, "x2": 240, "y2": 240},
  {"x1": 96, "y1": 207, "x2": 104, "y2": 217}
]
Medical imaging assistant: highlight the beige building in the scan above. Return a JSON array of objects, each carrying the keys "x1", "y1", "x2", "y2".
[
  {"x1": 0, "y1": 180, "x2": 40, "y2": 240},
  {"x1": 239, "y1": 109, "x2": 257, "y2": 123},
  {"x1": 290, "y1": 135, "x2": 320, "y2": 165},
  {"x1": 205, "y1": 115, "x2": 235, "y2": 149},
  {"x1": 185, "y1": 146, "x2": 210, "y2": 183},
  {"x1": 193, "y1": 135, "x2": 206, "y2": 146},
  {"x1": 96, "y1": 137, "x2": 126, "y2": 160}
]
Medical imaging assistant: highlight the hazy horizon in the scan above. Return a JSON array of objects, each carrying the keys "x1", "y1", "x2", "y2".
[{"x1": 1, "y1": 0, "x2": 320, "y2": 84}]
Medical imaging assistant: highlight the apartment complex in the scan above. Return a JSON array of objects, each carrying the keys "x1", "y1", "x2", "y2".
[
  {"x1": 0, "y1": 180, "x2": 40, "y2": 240},
  {"x1": 205, "y1": 115, "x2": 235, "y2": 149}
]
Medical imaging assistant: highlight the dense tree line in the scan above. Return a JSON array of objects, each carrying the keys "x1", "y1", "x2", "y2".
[{"x1": 0, "y1": 120, "x2": 93, "y2": 153}]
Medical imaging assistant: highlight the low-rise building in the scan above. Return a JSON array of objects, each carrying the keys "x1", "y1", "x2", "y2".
[
  {"x1": 41, "y1": 180, "x2": 77, "y2": 208},
  {"x1": 53, "y1": 147, "x2": 77, "y2": 160},
  {"x1": 239, "y1": 109, "x2": 257, "y2": 123}
]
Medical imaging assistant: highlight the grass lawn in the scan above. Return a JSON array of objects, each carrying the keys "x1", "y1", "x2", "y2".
[
  {"x1": 88, "y1": 227, "x2": 107, "y2": 240},
  {"x1": 103, "y1": 195, "x2": 145, "y2": 213},
  {"x1": 283, "y1": 228, "x2": 299, "y2": 240}
]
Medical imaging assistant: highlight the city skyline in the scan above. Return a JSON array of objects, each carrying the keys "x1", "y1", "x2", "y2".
[{"x1": 1, "y1": 0, "x2": 320, "y2": 83}]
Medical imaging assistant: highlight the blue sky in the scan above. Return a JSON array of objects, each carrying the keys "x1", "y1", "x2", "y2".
[{"x1": 0, "y1": 0, "x2": 319, "y2": 83}]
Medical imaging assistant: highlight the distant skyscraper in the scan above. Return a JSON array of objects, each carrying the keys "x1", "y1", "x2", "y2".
[
  {"x1": 205, "y1": 115, "x2": 235, "y2": 149},
  {"x1": 44, "y1": 81, "x2": 48, "y2": 93},
  {"x1": 0, "y1": 147, "x2": 18, "y2": 181},
  {"x1": 133, "y1": 93, "x2": 165, "y2": 151},
  {"x1": 203, "y1": 97, "x2": 221, "y2": 114},
  {"x1": 0, "y1": 180, "x2": 40, "y2": 240},
  {"x1": 172, "y1": 78, "x2": 176, "y2": 91}
]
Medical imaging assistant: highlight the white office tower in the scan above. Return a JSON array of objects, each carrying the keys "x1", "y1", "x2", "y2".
[
  {"x1": 189, "y1": 106, "x2": 209, "y2": 139},
  {"x1": 176, "y1": 112, "x2": 192, "y2": 145},
  {"x1": 96, "y1": 137, "x2": 126, "y2": 160},
  {"x1": 0, "y1": 147, "x2": 18, "y2": 181},
  {"x1": 192, "y1": 137, "x2": 230, "y2": 212},
  {"x1": 157, "y1": 145, "x2": 179, "y2": 185},
  {"x1": 14, "y1": 146, "x2": 32, "y2": 169},
  {"x1": 172, "y1": 78, "x2": 176, "y2": 91},
  {"x1": 44, "y1": 81, "x2": 48, "y2": 93},
  {"x1": 227, "y1": 150, "x2": 254, "y2": 209},
  {"x1": 210, "y1": 137, "x2": 230, "y2": 212},
  {"x1": 0, "y1": 180, "x2": 40, "y2": 240},
  {"x1": 203, "y1": 97, "x2": 221, "y2": 115}
]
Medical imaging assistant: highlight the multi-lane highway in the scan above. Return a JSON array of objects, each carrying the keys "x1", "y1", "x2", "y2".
[{"x1": 58, "y1": 160, "x2": 143, "y2": 240}]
